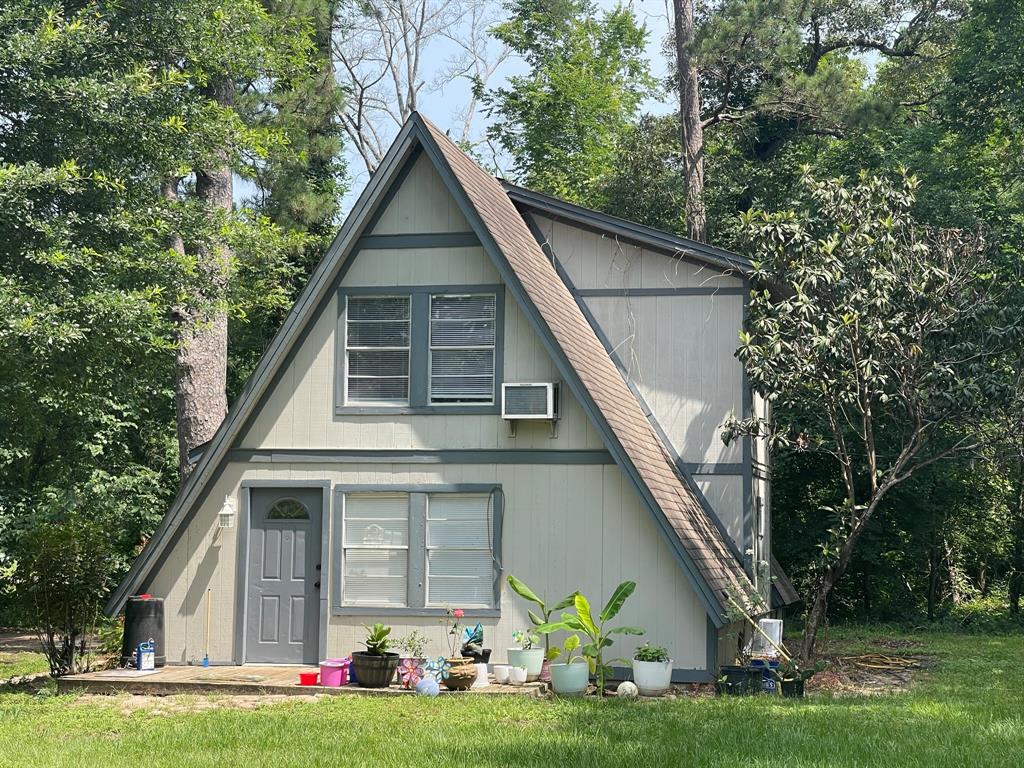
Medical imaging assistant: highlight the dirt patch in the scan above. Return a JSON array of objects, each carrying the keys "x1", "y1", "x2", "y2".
[
  {"x1": 809, "y1": 653, "x2": 935, "y2": 696},
  {"x1": 0, "y1": 630, "x2": 39, "y2": 653}
]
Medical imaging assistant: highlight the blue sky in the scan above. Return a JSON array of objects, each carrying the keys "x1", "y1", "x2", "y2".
[{"x1": 337, "y1": 0, "x2": 677, "y2": 209}]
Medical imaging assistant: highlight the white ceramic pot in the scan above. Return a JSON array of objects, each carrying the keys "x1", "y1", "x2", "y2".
[
  {"x1": 632, "y1": 658, "x2": 673, "y2": 696},
  {"x1": 492, "y1": 664, "x2": 510, "y2": 684},
  {"x1": 506, "y1": 648, "x2": 545, "y2": 681},
  {"x1": 549, "y1": 661, "x2": 589, "y2": 696},
  {"x1": 509, "y1": 665, "x2": 528, "y2": 686}
]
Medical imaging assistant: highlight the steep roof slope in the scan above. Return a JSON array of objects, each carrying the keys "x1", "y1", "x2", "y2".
[{"x1": 416, "y1": 116, "x2": 758, "y2": 620}]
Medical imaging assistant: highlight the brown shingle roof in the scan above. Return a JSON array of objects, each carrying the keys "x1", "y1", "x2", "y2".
[{"x1": 416, "y1": 115, "x2": 759, "y2": 620}]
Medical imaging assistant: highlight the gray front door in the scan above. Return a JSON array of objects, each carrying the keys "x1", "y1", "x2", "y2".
[{"x1": 245, "y1": 487, "x2": 322, "y2": 663}]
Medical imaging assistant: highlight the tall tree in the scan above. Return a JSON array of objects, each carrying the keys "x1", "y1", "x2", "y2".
[
  {"x1": 333, "y1": 0, "x2": 508, "y2": 173},
  {"x1": 0, "y1": 0, "x2": 311, "y2": 579},
  {"x1": 673, "y1": 0, "x2": 706, "y2": 240},
  {"x1": 483, "y1": 0, "x2": 653, "y2": 205},
  {"x1": 729, "y1": 171, "x2": 1018, "y2": 658}
]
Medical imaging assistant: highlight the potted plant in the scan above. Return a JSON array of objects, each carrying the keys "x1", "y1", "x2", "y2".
[
  {"x1": 548, "y1": 634, "x2": 589, "y2": 696},
  {"x1": 507, "y1": 575, "x2": 577, "y2": 681},
  {"x1": 440, "y1": 608, "x2": 476, "y2": 690},
  {"x1": 536, "y1": 580, "x2": 644, "y2": 697},
  {"x1": 459, "y1": 621, "x2": 491, "y2": 664},
  {"x1": 351, "y1": 623, "x2": 400, "y2": 688},
  {"x1": 770, "y1": 658, "x2": 824, "y2": 699},
  {"x1": 396, "y1": 630, "x2": 428, "y2": 664},
  {"x1": 632, "y1": 643, "x2": 673, "y2": 696},
  {"x1": 506, "y1": 629, "x2": 544, "y2": 681}
]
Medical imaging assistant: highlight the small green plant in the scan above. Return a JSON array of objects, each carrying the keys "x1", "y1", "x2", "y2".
[
  {"x1": 507, "y1": 575, "x2": 577, "y2": 659},
  {"x1": 395, "y1": 630, "x2": 428, "y2": 659},
  {"x1": 770, "y1": 657, "x2": 826, "y2": 683},
  {"x1": 537, "y1": 580, "x2": 644, "y2": 697},
  {"x1": 361, "y1": 623, "x2": 392, "y2": 655},
  {"x1": 633, "y1": 643, "x2": 669, "y2": 663},
  {"x1": 512, "y1": 629, "x2": 540, "y2": 650},
  {"x1": 548, "y1": 634, "x2": 584, "y2": 664}
]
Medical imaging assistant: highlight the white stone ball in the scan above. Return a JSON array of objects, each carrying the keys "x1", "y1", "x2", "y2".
[{"x1": 616, "y1": 681, "x2": 639, "y2": 699}]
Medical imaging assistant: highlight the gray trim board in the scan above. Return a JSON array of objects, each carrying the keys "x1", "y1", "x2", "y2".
[
  {"x1": 523, "y1": 213, "x2": 748, "y2": 570},
  {"x1": 332, "y1": 483, "x2": 503, "y2": 616},
  {"x1": 504, "y1": 182, "x2": 752, "y2": 276},
  {"x1": 335, "y1": 283, "x2": 505, "y2": 415},
  {"x1": 741, "y1": 277, "x2": 754, "y2": 573},
  {"x1": 576, "y1": 287, "x2": 747, "y2": 297},
  {"x1": 224, "y1": 448, "x2": 615, "y2": 464},
  {"x1": 356, "y1": 232, "x2": 479, "y2": 249},
  {"x1": 233, "y1": 480, "x2": 331, "y2": 665}
]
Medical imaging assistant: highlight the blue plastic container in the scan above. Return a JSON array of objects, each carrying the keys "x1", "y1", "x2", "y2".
[{"x1": 750, "y1": 659, "x2": 780, "y2": 693}]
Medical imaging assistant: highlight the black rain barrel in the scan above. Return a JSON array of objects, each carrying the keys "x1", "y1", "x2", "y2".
[{"x1": 120, "y1": 595, "x2": 166, "y2": 668}]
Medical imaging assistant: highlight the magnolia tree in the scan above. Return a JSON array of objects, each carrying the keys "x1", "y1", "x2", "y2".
[{"x1": 729, "y1": 170, "x2": 1018, "y2": 659}]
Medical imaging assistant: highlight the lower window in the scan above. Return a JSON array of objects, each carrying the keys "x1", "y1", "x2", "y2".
[{"x1": 336, "y1": 486, "x2": 502, "y2": 612}]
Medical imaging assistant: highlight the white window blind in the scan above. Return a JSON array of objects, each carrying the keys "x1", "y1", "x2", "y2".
[
  {"x1": 429, "y1": 294, "x2": 496, "y2": 404},
  {"x1": 342, "y1": 493, "x2": 409, "y2": 607},
  {"x1": 426, "y1": 493, "x2": 493, "y2": 607},
  {"x1": 345, "y1": 295, "x2": 411, "y2": 405}
]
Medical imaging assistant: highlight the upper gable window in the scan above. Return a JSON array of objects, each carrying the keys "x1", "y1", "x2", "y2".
[
  {"x1": 339, "y1": 286, "x2": 502, "y2": 413},
  {"x1": 429, "y1": 294, "x2": 496, "y2": 405},
  {"x1": 344, "y1": 295, "x2": 411, "y2": 405}
]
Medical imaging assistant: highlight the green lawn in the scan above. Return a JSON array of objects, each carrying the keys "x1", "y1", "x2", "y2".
[
  {"x1": 1, "y1": 627, "x2": 1022, "y2": 767},
  {"x1": 0, "y1": 649, "x2": 49, "y2": 680}
]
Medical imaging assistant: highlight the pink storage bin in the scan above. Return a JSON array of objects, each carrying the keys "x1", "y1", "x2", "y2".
[{"x1": 319, "y1": 658, "x2": 350, "y2": 687}]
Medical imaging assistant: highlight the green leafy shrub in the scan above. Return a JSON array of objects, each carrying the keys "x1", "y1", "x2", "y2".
[{"x1": 7, "y1": 512, "x2": 120, "y2": 676}]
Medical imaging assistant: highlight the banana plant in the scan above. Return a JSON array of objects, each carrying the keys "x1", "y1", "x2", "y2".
[
  {"x1": 536, "y1": 580, "x2": 644, "y2": 696},
  {"x1": 506, "y1": 575, "x2": 578, "y2": 660}
]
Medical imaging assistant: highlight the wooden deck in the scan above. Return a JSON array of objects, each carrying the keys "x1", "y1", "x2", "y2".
[{"x1": 57, "y1": 665, "x2": 548, "y2": 698}]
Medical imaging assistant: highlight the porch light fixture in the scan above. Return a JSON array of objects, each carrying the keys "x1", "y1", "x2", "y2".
[{"x1": 218, "y1": 495, "x2": 236, "y2": 529}]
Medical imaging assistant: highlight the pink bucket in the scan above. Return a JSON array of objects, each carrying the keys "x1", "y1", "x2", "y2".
[{"x1": 319, "y1": 658, "x2": 350, "y2": 687}]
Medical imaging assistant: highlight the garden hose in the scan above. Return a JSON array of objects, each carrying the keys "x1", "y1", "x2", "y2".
[{"x1": 846, "y1": 653, "x2": 921, "y2": 670}]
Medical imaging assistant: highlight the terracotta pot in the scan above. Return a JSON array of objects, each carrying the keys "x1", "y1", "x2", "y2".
[{"x1": 443, "y1": 657, "x2": 476, "y2": 691}]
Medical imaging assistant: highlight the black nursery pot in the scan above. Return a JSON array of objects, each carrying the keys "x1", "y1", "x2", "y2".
[
  {"x1": 351, "y1": 651, "x2": 400, "y2": 688},
  {"x1": 462, "y1": 648, "x2": 491, "y2": 664},
  {"x1": 781, "y1": 679, "x2": 805, "y2": 699},
  {"x1": 718, "y1": 665, "x2": 763, "y2": 695}
]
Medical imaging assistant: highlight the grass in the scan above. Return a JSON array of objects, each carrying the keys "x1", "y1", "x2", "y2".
[
  {"x1": 0, "y1": 650, "x2": 49, "y2": 680},
  {"x1": 1, "y1": 626, "x2": 1022, "y2": 767}
]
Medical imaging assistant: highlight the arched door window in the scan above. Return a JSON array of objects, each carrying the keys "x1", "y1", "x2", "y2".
[{"x1": 266, "y1": 498, "x2": 310, "y2": 521}]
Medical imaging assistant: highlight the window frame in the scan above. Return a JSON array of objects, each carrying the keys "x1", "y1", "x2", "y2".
[
  {"x1": 339, "y1": 491, "x2": 411, "y2": 609},
  {"x1": 331, "y1": 484, "x2": 503, "y2": 618},
  {"x1": 335, "y1": 285, "x2": 504, "y2": 415},
  {"x1": 342, "y1": 294, "x2": 412, "y2": 407}
]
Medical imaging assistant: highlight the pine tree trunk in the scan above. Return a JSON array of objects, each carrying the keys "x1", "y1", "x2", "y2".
[
  {"x1": 173, "y1": 77, "x2": 232, "y2": 481},
  {"x1": 672, "y1": 0, "x2": 706, "y2": 242}
]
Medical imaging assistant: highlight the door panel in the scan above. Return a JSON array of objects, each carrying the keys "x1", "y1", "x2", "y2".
[{"x1": 245, "y1": 487, "x2": 322, "y2": 663}]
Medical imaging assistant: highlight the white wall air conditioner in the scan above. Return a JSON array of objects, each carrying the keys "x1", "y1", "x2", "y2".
[{"x1": 501, "y1": 382, "x2": 558, "y2": 420}]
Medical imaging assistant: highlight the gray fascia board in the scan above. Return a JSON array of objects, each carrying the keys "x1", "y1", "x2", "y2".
[
  {"x1": 504, "y1": 182, "x2": 752, "y2": 276},
  {"x1": 410, "y1": 115, "x2": 728, "y2": 626},
  {"x1": 104, "y1": 120, "x2": 423, "y2": 617}
]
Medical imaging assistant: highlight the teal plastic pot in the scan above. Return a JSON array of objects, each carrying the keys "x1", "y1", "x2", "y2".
[
  {"x1": 506, "y1": 648, "x2": 545, "y2": 681},
  {"x1": 549, "y1": 661, "x2": 589, "y2": 696}
]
